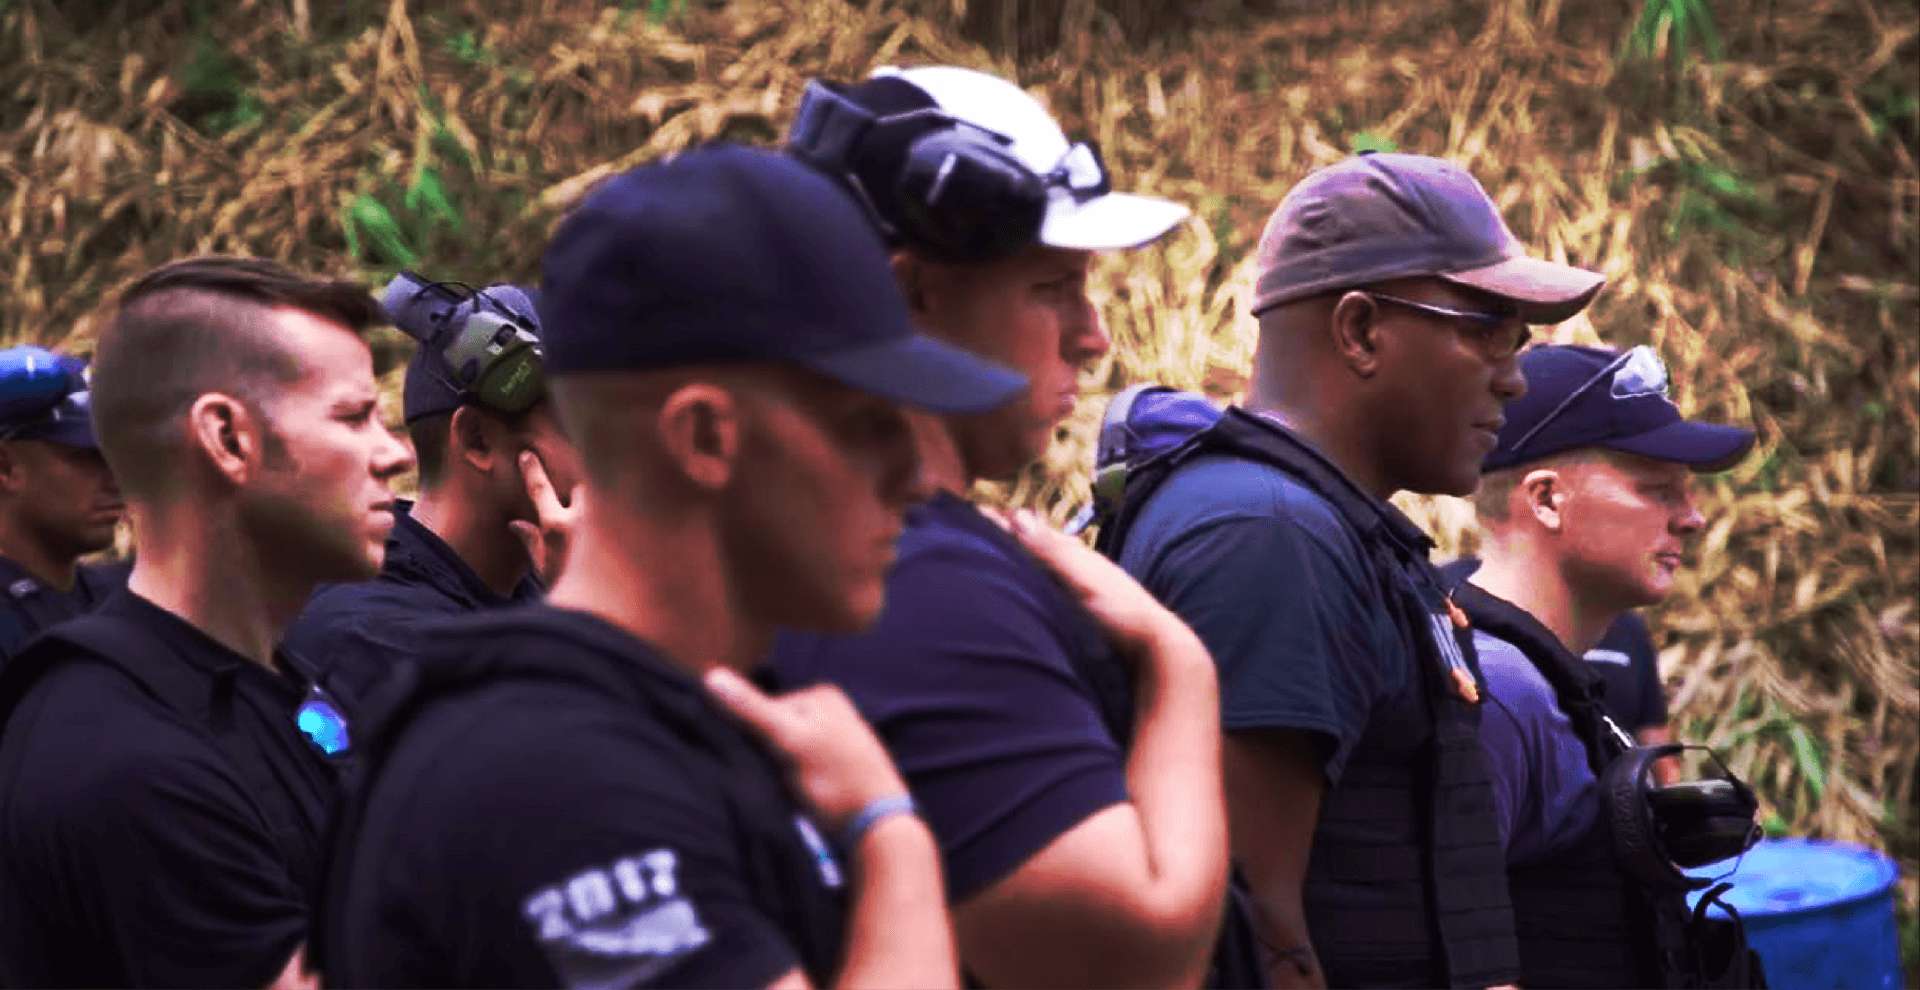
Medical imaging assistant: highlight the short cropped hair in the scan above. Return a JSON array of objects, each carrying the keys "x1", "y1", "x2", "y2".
[
  {"x1": 410, "y1": 404, "x2": 538, "y2": 490},
  {"x1": 1473, "y1": 448, "x2": 1607, "y2": 524},
  {"x1": 92, "y1": 257, "x2": 380, "y2": 500}
]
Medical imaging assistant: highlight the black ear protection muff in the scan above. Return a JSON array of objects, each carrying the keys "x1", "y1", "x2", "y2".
[
  {"x1": 1604, "y1": 743, "x2": 1762, "y2": 892},
  {"x1": 786, "y1": 79, "x2": 1110, "y2": 264},
  {"x1": 384, "y1": 272, "x2": 546, "y2": 415}
]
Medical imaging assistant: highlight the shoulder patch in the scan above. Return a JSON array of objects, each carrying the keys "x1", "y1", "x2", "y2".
[{"x1": 523, "y1": 849, "x2": 710, "y2": 988}]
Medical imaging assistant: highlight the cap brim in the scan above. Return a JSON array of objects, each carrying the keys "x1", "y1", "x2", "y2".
[
  {"x1": 1603, "y1": 419, "x2": 1757, "y2": 472},
  {"x1": 12, "y1": 420, "x2": 98, "y2": 449},
  {"x1": 801, "y1": 333, "x2": 1028, "y2": 415},
  {"x1": 1040, "y1": 192, "x2": 1190, "y2": 252},
  {"x1": 1440, "y1": 255, "x2": 1605, "y2": 324}
]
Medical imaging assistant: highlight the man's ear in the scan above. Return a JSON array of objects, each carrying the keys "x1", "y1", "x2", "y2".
[
  {"x1": 656, "y1": 383, "x2": 740, "y2": 492},
  {"x1": 1520, "y1": 468, "x2": 1567, "y2": 532},
  {"x1": 188, "y1": 392, "x2": 261, "y2": 485},
  {"x1": 891, "y1": 250, "x2": 933, "y2": 319},
  {"x1": 1328, "y1": 291, "x2": 1383, "y2": 378},
  {"x1": 0, "y1": 443, "x2": 23, "y2": 494},
  {"x1": 450, "y1": 405, "x2": 501, "y2": 474}
]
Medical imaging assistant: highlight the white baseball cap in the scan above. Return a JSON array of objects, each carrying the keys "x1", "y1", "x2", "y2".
[{"x1": 845, "y1": 65, "x2": 1190, "y2": 253}]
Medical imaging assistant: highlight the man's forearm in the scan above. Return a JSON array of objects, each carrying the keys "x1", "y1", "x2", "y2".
[
  {"x1": 1122, "y1": 623, "x2": 1230, "y2": 974},
  {"x1": 834, "y1": 815, "x2": 956, "y2": 990}
]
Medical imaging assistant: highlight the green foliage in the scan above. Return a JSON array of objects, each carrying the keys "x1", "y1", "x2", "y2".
[
  {"x1": 444, "y1": 30, "x2": 495, "y2": 67},
  {"x1": 180, "y1": 34, "x2": 260, "y2": 135},
  {"x1": 1622, "y1": 0, "x2": 1723, "y2": 68},
  {"x1": 339, "y1": 94, "x2": 474, "y2": 273},
  {"x1": 1350, "y1": 131, "x2": 1398, "y2": 154},
  {"x1": 648, "y1": 0, "x2": 687, "y2": 24}
]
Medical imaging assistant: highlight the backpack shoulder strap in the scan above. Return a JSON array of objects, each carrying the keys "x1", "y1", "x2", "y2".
[{"x1": 1449, "y1": 581, "x2": 1632, "y2": 770}]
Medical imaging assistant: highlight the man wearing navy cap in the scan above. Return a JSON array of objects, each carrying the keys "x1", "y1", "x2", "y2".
[
  {"x1": 0, "y1": 345, "x2": 126, "y2": 663},
  {"x1": 1113, "y1": 152, "x2": 1606, "y2": 988},
  {"x1": 1452, "y1": 343, "x2": 1755, "y2": 986},
  {"x1": 316, "y1": 145, "x2": 1028, "y2": 989},
  {"x1": 284, "y1": 275, "x2": 580, "y2": 717},
  {"x1": 778, "y1": 65, "x2": 1236, "y2": 988}
]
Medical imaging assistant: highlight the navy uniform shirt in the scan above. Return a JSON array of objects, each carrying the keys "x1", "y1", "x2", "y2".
[
  {"x1": 774, "y1": 492, "x2": 1130, "y2": 903},
  {"x1": 284, "y1": 499, "x2": 540, "y2": 715},
  {"x1": 1117, "y1": 452, "x2": 1430, "y2": 783},
  {"x1": 1471, "y1": 630, "x2": 1603, "y2": 865},
  {"x1": 319, "y1": 606, "x2": 848, "y2": 988},
  {"x1": 1440, "y1": 559, "x2": 1668, "y2": 731},
  {"x1": 0, "y1": 590, "x2": 342, "y2": 987},
  {"x1": 0, "y1": 555, "x2": 128, "y2": 666}
]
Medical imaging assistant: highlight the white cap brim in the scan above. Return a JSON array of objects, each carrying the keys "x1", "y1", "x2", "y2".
[{"x1": 1040, "y1": 192, "x2": 1190, "y2": 251}]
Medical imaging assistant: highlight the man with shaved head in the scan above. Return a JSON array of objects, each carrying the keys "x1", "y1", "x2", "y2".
[
  {"x1": 316, "y1": 145, "x2": 1029, "y2": 989},
  {"x1": 0, "y1": 257, "x2": 414, "y2": 987},
  {"x1": 1114, "y1": 152, "x2": 1605, "y2": 988}
]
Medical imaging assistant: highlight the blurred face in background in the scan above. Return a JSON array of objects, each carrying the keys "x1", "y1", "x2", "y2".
[
  {"x1": 903, "y1": 245, "x2": 1110, "y2": 481},
  {"x1": 0, "y1": 439, "x2": 122, "y2": 560}
]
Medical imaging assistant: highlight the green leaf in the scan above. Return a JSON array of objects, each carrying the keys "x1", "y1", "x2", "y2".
[
  {"x1": 404, "y1": 168, "x2": 463, "y2": 231},
  {"x1": 1761, "y1": 811, "x2": 1790, "y2": 837},
  {"x1": 1350, "y1": 131, "x2": 1398, "y2": 154},
  {"x1": 344, "y1": 195, "x2": 417, "y2": 267},
  {"x1": 1786, "y1": 723, "x2": 1827, "y2": 801}
]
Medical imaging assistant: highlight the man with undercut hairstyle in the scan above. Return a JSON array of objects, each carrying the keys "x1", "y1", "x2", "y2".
[
  {"x1": 285, "y1": 276, "x2": 580, "y2": 717},
  {"x1": 1451, "y1": 343, "x2": 1756, "y2": 987},
  {"x1": 776, "y1": 65, "x2": 1236, "y2": 989},
  {"x1": 0, "y1": 257, "x2": 414, "y2": 988},
  {"x1": 0, "y1": 345, "x2": 126, "y2": 664},
  {"x1": 1113, "y1": 153, "x2": 1605, "y2": 988},
  {"x1": 317, "y1": 145, "x2": 1031, "y2": 989}
]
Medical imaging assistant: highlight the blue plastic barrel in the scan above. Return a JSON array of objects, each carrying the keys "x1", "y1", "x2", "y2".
[{"x1": 1687, "y1": 837, "x2": 1902, "y2": 990}]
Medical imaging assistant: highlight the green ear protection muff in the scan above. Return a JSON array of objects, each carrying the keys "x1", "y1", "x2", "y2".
[{"x1": 383, "y1": 271, "x2": 546, "y2": 415}]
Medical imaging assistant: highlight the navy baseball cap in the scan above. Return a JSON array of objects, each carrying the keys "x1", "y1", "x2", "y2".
[
  {"x1": 1485, "y1": 344, "x2": 1756, "y2": 472},
  {"x1": 384, "y1": 277, "x2": 544, "y2": 423},
  {"x1": 538, "y1": 143, "x2": 1027, "y2": 413},
  {"x1": 1254, "y1": 153, "x2": 1605, "y2": 323},
  {"x1": 0, "y1": 346, "x2": 96, "y2": 449}
]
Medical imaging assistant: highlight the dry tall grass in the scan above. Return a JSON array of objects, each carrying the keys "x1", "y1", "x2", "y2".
[{"x1": 2, "y1": 0, "x2": 1914, "y2": 950}]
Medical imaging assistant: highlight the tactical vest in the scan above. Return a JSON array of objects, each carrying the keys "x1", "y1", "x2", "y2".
[
  {"x1": 311, "y1": 618, "x2": 848, "y2": 986},
  {"x1": 1103, "y1": 408, "x2": 1519, "y2": 989},
  {"x1": 1452, "y1": 583, "x2": 1766, "y2": 989}
]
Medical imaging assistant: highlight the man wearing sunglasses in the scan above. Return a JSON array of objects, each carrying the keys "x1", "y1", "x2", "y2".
[
  {"x1": 1453, "y1": 343, "x2": 1756, "y2": 986},
  {"x1": 778, "y1": 66, "x2": 1238, "y2": 988},
  {"x1": 285, "y1": 276, "x2": 581, "y2": 719},
  {"x1": 1113, "y1": 152, "x2": 1605, "y2": 988},
  {"x1": 0, "y1": 346, "x2": 126, "y2": 665}
]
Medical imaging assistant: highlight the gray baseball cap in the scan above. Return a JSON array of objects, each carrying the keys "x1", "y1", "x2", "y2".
[{"x1": 1252, "y1": 152, "x2": 1605, "y2": 323}]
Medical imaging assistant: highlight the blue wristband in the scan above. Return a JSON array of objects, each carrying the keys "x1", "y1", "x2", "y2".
[{"x1": 842, "y1": 794, "x2": 918, "y2": 851}]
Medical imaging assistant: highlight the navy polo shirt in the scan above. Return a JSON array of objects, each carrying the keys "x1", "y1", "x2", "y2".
[
  {"x1": 1116, "y1": 451, "x2": 1429, "y2": 782},
  {"x1": 1440, "y1": 559, "x2": 1668, "y2": 731},
  {"x1": 0, "y1": 556, "x2": 127, "y2": 666},
  {"x1": 774, "y1": 492, "x2": 1130, "y2": 903},
  {"x1": 320, "y1": 605, "x2": 848, "y2": 988},
  {"x1": 284, "y1": 499, "x2": 541, "y2": 716},
  {"x1": 0, "y1": 590, "x2": 340, "y2": 987},
  {"x1": 1470, "y1": 630, "x2": 1603, "y2": 865}
]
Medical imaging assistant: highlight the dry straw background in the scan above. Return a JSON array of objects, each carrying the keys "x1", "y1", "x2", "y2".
[{"x1": 3, "y1": 0, "x2": 1916, "y2": 958}]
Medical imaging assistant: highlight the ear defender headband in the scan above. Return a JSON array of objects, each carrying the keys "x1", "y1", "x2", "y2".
[
  {"x1": 787, "y1": 80, "x2": 1110, "y2": 264},
  {"x1": 1603, "y1": 743, "x2": 1762, "y2": 891},
  {"x1": 384, "y1": 272, "x2": 546, "y2": 415}
]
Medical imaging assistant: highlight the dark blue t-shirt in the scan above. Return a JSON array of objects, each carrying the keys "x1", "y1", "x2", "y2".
[
  {"x1": 285, "y1": 500, "x2": 541, "y2": 716},
  {"x1": 0, "y1": 556, "x2": 127, "y2": 668},
  {"x1": 1471, "y1": 630, "x2": 1602, "y2": 866},
  {"x1": 321, "y1": 606, "x2": 848, "y2": 988},
  {"x1": 1115, "y1": 452, "x2": 1427, "y2": 781},
  {"x1": 773, "y1": 492, "x2": 1130, "y2": 903},
  {"x1": 1439, "y1": 559, "x2": 1667, "y2": 731}
]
